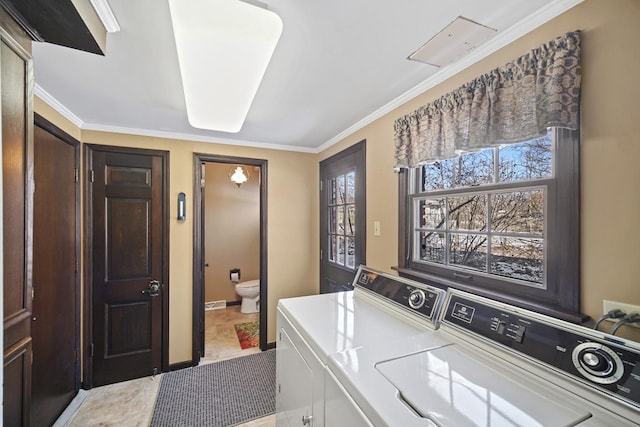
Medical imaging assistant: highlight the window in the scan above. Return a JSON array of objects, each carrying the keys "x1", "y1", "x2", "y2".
[
  {"x1": 398, "y1": 129, "x2": 582, "y2": 321},
  {"x1": 328, "y1": 171, "x2": 357, "y2": 269}
]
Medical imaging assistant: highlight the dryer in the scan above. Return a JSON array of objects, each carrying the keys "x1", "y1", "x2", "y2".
[{"x1": 328, "y1": 288, "x2": 640, "y2": 426}]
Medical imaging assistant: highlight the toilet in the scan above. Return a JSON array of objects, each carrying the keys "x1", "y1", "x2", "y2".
[{"x1": 235, "y1": 279, "x2": 260, "y2": 313}]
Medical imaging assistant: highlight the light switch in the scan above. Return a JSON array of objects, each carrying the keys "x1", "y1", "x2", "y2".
[{"x1": 373, "y1": 221, "x2": 381, "y2": 236}]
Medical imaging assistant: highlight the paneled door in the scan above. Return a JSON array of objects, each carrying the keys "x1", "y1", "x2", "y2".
[
  {"x1": 2, "y1": 8, "x2": 34, "y2": 426},
  {"x1": 31, "y1": 115, "x2": 80, "y2": 426},
  {"x1": 319, "y1": 141, "x2": 366, "y2": 293},
  {"x1": 86, "y1": 146, "x2": 168, "y2": 386}
]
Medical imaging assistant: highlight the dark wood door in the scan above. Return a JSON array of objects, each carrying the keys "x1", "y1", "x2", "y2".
[
  {"x1": 320, "y1": 141, "x2": 366, "y2": 293},
  {"x1": 31, "y1": 117, "x2": 80, "y2": 427},
  {"x1": 88, "y1": 148, "x2": 167, "y2": 386},
  {"x1": 2, "y1": 8, "x2": 34, "y2": 427}
]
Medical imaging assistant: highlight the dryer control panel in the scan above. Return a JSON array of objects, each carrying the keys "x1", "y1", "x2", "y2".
[
  {"x1": 442, "y1": 290, "x2": 640, "y2": 411},
  {"x1": 353, "y1": 266, "x2": 445, "y2": 322}
]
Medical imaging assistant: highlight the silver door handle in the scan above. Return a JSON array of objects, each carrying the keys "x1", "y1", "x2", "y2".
[
  {"x1": 142, "y1": 280, "x2": 161, "y2": 297},
  {"x1": 302, "y1": 415, "x2": 313, "y2": 425}
]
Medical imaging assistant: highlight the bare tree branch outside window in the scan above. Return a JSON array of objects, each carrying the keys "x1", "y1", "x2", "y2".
[{"x1": 416, "y1": 133, "x2": 551, "y2": 285}]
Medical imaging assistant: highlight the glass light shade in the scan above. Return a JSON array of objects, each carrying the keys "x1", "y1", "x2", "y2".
[
  {"x1": 230, "y1": 166, "x2": 249, "y2": 186},
  {"x1": 168, "y1": 0, "x2": 283, "y2": 133}
]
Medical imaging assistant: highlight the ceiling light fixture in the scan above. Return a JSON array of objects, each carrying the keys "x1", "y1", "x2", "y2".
[
  {"x1": 229, "y1": 166, "x2": 250, "y2": 187},
  {"x1": 168, "y1": 0, "x2": 283, "y2": 133}
]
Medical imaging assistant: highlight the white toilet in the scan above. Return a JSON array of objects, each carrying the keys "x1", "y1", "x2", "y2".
[{"x1": 235, "y1": 279, "x2": 260, "y2": 313}]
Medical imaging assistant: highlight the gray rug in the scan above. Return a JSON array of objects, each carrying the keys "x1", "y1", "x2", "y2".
[{"x1": 151, "y1": 350, "x2": 276, "y2": 427}]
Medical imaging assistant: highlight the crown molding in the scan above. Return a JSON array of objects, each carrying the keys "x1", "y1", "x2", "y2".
[
  {"x1": 35, "y1": 83, "x2": 316, "y2": 152},
  {"x1": 89, "y1": 0, "x2": 120, "y2": 33},
  {"x1": 316, "y1": 0, "x2": 583, "y2": 153},
  {"x1": 34, "y1": 84, "x2": 84, "y2": 128},
  {"x1": 81, "y1": 123, "x2": 318, "y2": 153}
]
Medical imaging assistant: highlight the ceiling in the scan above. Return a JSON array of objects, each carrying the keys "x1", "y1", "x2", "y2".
[{"x1": 32, "y1": 0, "x2": 581, "y2": 152}]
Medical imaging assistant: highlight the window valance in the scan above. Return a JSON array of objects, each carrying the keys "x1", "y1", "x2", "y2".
[{"x1": 394, "y1": 31, "x2": 581, "y2": 169}]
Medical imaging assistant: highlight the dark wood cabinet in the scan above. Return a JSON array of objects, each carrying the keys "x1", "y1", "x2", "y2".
[{"x1": 1, "y1": 6, "x2": 34, "y2": 427}]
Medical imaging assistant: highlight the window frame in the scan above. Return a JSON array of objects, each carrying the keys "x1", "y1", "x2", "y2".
[{"x1": 397, "y1": 128, "x2": 585, "y2": 323}]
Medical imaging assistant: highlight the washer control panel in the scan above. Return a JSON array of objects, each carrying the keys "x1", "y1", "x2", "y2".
[
  {"x1": 442, "y1": 290, "x2": 640, "y2": 410},
  {"x1": 353, "y1": 266, "x2": 445, "y2": 322}
]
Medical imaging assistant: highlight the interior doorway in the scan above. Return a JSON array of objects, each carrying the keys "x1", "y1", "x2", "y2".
[{"x1": 192, "y1": 154, "x2": 268, "y2": 365}]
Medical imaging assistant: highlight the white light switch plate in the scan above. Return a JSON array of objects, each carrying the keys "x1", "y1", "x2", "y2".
[{"x1": 373, "y1": 221, "x2": 381, "y2": 236}]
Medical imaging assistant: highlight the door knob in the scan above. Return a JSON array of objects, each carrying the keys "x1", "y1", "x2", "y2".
[
  {"x1": 301, "y1": 415, "x2": 313, "y2": 425},
  {"x1": 142, "y1": 280, "x2": 161, "y2": 297}
]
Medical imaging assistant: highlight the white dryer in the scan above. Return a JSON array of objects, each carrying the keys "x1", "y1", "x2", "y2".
[{"x1": 328, "y1": 288, "x2": 640, "y2": 426}]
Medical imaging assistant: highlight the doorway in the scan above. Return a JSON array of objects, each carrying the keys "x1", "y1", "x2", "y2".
[
  {"x1": 320, "y1": 140, "x2": 366, "y2": 293},
  {"x1": 84, "y1": 145, "x2": 170, "y2": 387},
  {"x1": 192, "y1": 154, "x2": 268, "y2": 364}
]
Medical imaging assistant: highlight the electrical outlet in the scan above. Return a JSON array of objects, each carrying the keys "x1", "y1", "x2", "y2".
[
  {"x1": 373, "y1": 221, "x2": 381, "y2": 236},
  {"x1": 603, "y1": 300, "x2": 640, "y2": 327}
]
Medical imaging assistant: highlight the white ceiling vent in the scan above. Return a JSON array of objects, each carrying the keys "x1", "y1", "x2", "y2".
[{"x1": 408, "y1": 16, "x2": 497, "y2": 67}]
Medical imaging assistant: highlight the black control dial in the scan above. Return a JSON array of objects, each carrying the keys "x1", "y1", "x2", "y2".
[
  {"x1": 572, "y1": 342, "x2": 624, "y2": 384},
  {"x1": 408, "y1": 289, "x2": 426, "y2": 309}
]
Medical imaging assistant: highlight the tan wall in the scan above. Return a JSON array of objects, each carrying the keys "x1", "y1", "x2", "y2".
[
  {"x1": 35, "y1": 97, "x2": 319, "y2": 364},
  {"x1": 204, "y1": 163, "x2": 260, "y2": 303},
  {"x1": 35, "y1": 0, "x2": 640, "y2": 361},
  {"x1": 320, "y1": 0, "x2": 640, "y2": 340}
]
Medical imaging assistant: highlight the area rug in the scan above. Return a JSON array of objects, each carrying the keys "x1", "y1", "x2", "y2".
[
  {"x1": 234, "y1": 321, "x2": 259, "y2": 349},
  {"x1": 150, "y1": 350, "x2": 276, "y2": 427}
]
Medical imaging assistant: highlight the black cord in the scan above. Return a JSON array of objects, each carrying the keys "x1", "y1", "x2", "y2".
[
  {"x1": 593, "y1": 309, "x2": 625, "y2": 331},
  {"x1": 610, "y1": 312, "x2": 640, "y2": 335}
]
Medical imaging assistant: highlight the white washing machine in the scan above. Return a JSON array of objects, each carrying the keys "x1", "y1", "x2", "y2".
[
  {"x1": 276, "y1": 266, "x2": 450, "y2": 426},
  {"x1": 328, "y1": 288, "x2": 640, "y2": 426}
]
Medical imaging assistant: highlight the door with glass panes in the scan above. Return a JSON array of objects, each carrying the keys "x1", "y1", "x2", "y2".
[{"x1": 320, "y1": 141, "x2": 365, "y2": 293}]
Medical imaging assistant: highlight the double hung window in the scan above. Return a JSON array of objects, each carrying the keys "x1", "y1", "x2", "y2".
[{"x1": 399, "y1": 129, "x2": 581, "y2": 320}]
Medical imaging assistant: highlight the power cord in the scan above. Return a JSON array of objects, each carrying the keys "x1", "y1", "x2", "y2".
[
  {"x1": 610, "y1": 312, "x2": 640, "y2": 335},
  {"x1": 593, "y1": 309, "x2": 626, "y2": 331}
]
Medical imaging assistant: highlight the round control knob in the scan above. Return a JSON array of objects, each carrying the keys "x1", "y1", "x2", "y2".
[
  {"x1": 572, "y1": 342, "x2": 623, "y2": 384},
  {"x1": 579, "y1": 349, "x2": 613, "y2": 376},
  {"x1": 408, "y1": 289, "x2": 426, "y2": 309}
]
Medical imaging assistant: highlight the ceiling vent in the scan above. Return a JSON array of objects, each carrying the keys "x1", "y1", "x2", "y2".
[{"x1": 408, "y1": 16, "x2": 497, "y2": 67}]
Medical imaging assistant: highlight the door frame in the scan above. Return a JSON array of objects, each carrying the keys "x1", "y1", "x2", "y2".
[
  {"x1": 82, "y1": 144, "x2": 170, "y2": 388},
  {"x1": 192, "y1": 153, "x2": 268, "y2": 364},
  {"x1": 33, "y1": 113, "x2": 81, "y2": 394}
]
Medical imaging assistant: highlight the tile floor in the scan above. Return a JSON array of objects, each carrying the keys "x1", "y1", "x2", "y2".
[{"x1": 63, "y1": 306, "x2": 273, "y2": 426}]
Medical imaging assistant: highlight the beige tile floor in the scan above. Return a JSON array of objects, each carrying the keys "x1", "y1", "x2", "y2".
[{"x1": 65, "y1": 306, "x2": 273, "y2": 427}]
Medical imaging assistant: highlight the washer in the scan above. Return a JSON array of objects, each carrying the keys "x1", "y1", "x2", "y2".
[
  {"x1": 275, "y1": 266, "x2": 449, "y2": 426},
  {"x1": 328, "y1": 288, "x2": 640, "y2": 426}
]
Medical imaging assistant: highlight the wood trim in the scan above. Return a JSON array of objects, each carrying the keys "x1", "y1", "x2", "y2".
[
  {"x1": 0, "y1": 1, "x2": 43, "y2": 43},
  {"x1": 168, "y1": 360, "x2": 195, "y2": 372},
  {"x1": 82, "y1": 144, "x2": 170, "y2": 388},
  {"x1": 34, "y1": 113, "x2": 82, "y2": 392},
  {"x1": 266, "y1": 341, "x2": 276, "y2": 350},
  {"x1": 192, "y1": 153, "x2": 269, "y2": 364}
]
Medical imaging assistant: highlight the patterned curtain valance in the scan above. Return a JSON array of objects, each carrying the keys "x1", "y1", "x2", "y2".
[{"x1": 394, "y1": 31, "x2": 582, "y2": 169}]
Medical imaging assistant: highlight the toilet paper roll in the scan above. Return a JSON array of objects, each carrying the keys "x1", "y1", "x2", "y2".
[{"x1": 230, "y1": 272, "x2": 240, "y2": 282}]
